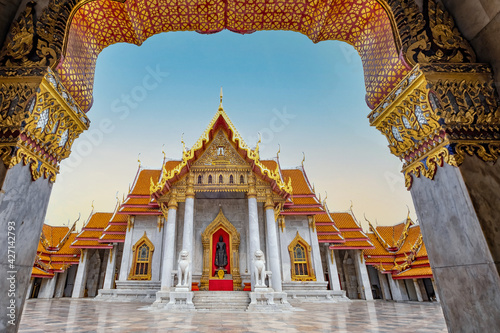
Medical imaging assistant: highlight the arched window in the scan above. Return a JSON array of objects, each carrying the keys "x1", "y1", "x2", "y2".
[
  {"x1": 288, "y1": 231, "x2": 315, "y2": 281},
  {"x1": 198, "y1": 175, "x2": 202, "y2": 184},
  {"x1": 208, "y1": 175, "x2": 212, "y2": 184},
  {"x1": 219, "y1": 175, "x2": 223, "y2": 184},
  {"x1": 129, "y1": 232, "x2": 154, "y2": 280},
  {"x1": 240, "y1": 175, "x2": 244, "y2": 184},
  {"x1": 229, "y1": 175, "x2": 234, "y2": 184}
]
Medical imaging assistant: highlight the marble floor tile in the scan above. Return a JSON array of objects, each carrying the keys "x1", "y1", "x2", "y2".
[{"x1": 19, "y1": 299, "x2": 447, "y2": 332}]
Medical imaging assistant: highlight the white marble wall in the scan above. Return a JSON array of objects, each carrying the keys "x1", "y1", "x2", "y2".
[
  {"x1": 38, "y1": 276, "x2": 57, "y2": 299},
  {"x1": 122, "y1": 216, "x2": 164, "y2": 282},
  {"x1": 54, "y1": 270, "x2": 68, "y2": 298},
  {"x1": 280, "y1": 216, "x2": 316, "y2": 282}
]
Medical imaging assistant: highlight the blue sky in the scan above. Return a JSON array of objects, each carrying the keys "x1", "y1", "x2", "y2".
[{"x1": 46, "y1": 30, "x2": 416, "y2": 229}]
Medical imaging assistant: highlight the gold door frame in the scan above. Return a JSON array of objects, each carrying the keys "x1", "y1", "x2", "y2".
[{"x1": 200, "y1": 208, "x2": 242, "y2": 291}]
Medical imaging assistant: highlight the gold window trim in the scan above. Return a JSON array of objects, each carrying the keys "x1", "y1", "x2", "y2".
[
  {"x1": 288, "y1": 231, "x2": 316, "y2": 281},
  {"x1": 128, "y1": 231, "x2": 155, "y2": 280}
]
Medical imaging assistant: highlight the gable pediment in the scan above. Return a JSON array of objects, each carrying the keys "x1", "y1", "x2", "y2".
[{"x1": 192, "y1": 129, "x2": 249, "y2": 168}]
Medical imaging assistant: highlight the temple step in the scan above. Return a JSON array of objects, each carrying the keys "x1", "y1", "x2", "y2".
[{"x1": 192, "y1": 291, "x2": 250, "y2": 311}]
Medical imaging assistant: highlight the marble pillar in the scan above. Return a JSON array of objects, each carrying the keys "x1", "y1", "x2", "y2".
[
  {"x1": 102, "y1": 245, "x2": 117, "y2": 290},
  {"x1": 181, "y1": 175, "x2": 195, "y2": 291},
  {"x1": 410, "y1": 158, "x2": 500, "y2": 330},
  {"x1": 25, "y1": 278, "x2": 33, "y2": 300},
  {"x1": 309, "y1": 219, "x2": 324, "y2": 282},
  {"x1": 0, "y1": 163, "x2": 53, "y2": 332},
  {"x1": 161, "y1": 202, "x2": 177, "y2": 290},
  {"x1": 377, "y1": 271, "x2": 392, "y2": 301},
  {"x1": 327, "y1": 248, "x2": 342, "y2": 291},
  {"x1": 413, "y1": 279, "x2": 424, "y2": 302},
  {"x1": 38, "y1": 275, "x2": 57, "y2": 299},
  {"x1": 265, "y1": 205, "x2": 282, "y2": 291},
  {"x1": 248, "y1": 196, "x2": 260, "y2": 289},
  {"x1": 431, "y1": 278, "x2": 440, "y2": 302},
  {"x1": 118, "y1": 223, "x2": 133, "y2": 281},
  {"x1": 388, "y1": 275, "x2": 403, "y2": 301},
  {"x1": 54, "y1": 270, "x2": 68, "y2": 298},
  {"x1": 72, "y1": 249, "x2": 90, "y2": 298},
  {"x1": 353, "y1": 250, "x2": 373, "y2": 300}
]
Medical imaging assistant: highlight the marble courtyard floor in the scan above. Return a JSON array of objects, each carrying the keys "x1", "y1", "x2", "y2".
[{"x1": 19, "y1": 298, "x2": 447, "y2": 332}]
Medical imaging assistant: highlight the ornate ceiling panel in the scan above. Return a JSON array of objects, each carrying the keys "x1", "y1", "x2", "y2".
[{"x1": 58, "y1": 0, "x2": 409, "y2": 111}]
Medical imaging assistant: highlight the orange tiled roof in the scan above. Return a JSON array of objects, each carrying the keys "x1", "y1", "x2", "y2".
[
  {"x1": 289, "y1": 197, "x2": 320, "y2": 205},
  {"x1": 100, "y1": 233, "x2": 126, "y2": 241},
  {"x1": 84, "y1": 212, "x2": 113, "y2": 229},
  {"x1": 120, "y1": 206, "x2": 161, "y2": 213},
  {"x1": 331, "y1": 240, "x2": 374, "y2": 249},
  {"x1": 376, "y1": 223, "x2": 406, "y2": 249},
  {"x1": 281, "y1": 169, "x2": 313, "y2": 195},
  {"x1": 131, "y1": 169, "x2": 162, "y2": 196},
  {"x1": 316, "y1": 225, "x2": 340, "y2": 234},
  {"x1": 41, "y1": 225, "x2": 71, "y2": 248},
  {"x1": 71, "y1": 239, "x2": 112, "y2": 248},
  {"x1": 394, "y1": 266, "x2": 433, "y2": 279},
  {"x1": 364, "y1": 234, "x2": 391, "y2": 256},
  {"x1": 396, "y1": 226, "x2": 421, "y2": 254},
  {"x1": 331, "y1": 212, "x2": 361, "y2": 230},
  {"x1": 110, "y1": 212, "x2": 128, "y2": 223},
  {"x1": 342, "y1": 231, "x2": 368, "y2": 239},
  {"x1": 77, "y1": 230, "x2": 103, "y2": 238},
  {"x1": 103, "y1": 224, "x2": 126, "y2": 233},
  {"x1": 318, "y1": 234, "x2": 344, "y2": 241},
  {"x1": 123, "y1": 197, "x2": 153, "y2": 205},
  {"x1": 282, "y1": 207, "x2": 325, "y2": 213},
  {"x1": 261, "y1": 159, "x2": 278, "y2": 171},
  {"x1": 54, "y1": 234, "x2": 80, "y2": 256}
]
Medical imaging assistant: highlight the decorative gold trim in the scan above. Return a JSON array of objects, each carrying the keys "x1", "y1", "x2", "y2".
[
  {"x1": 151, "y1": 107, "x2": 292, "y2": 197},
  {"x1": 128, "y1": 231, "x2": 154, "y2": 280},
  {"x1": 308, "y1": 216, "x2": 316, "y2": 232},
  {"x1": 288, "y1": 231, "x2": 316, "y2": 282},
  {"x1": 200, "y1": 208, "x2": 242, "y2": 291}
]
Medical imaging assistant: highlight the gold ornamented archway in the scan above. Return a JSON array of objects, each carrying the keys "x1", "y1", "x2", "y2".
[{"x1": 200, "y1": 208, "x2": 242, "y2": 291}]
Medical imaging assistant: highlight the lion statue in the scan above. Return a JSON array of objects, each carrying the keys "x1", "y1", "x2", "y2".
[
  {"x1": 253, "y1": 249, "x2": 267, "y2": 287},
  {"x1": 177, "y1": 250, "x2": 190, "y2": 287}
]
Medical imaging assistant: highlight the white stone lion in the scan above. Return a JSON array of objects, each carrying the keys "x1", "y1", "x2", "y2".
[
  {"x1": 177, "y1": 250, "x2": 190, "y2": 287},
  {"x1": 253, "y1": 249, "x2": 266, "y2": 287}
]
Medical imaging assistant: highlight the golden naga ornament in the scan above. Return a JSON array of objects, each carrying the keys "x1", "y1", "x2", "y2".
[
  {"x1": 0, "y1": 68, "x2": 89, "y2": 182},
  {"x1": 370, "y1": 63, "x2": 500, "y2": 190}
]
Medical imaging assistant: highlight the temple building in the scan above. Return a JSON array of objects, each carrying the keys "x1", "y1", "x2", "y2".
[{"x1": 28, "y1": 100, "x2": 437, "y2": 307}]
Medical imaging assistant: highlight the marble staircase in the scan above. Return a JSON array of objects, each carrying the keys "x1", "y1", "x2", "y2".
[{"x1": 193, "y1": 291, "x2": 250, "y2": 311}]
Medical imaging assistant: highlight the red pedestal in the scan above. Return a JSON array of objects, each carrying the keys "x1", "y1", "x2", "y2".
[{"x1": 209, "y1": 279, "x2": 233, "y2": 291}]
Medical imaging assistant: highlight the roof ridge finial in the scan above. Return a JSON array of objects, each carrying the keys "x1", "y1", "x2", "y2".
[
  {"x1": 276, "y1": 143, "x2": 281, "y2": 160},
  {"x1": 301, "y1": 152, "x2": 305, "y2": 168},
  {"x1": 219, "y1": 87, "x2": 223, "y2": 110},
  {"x1": 137, "y1": 153, "x2": 141, "y2": 168}
]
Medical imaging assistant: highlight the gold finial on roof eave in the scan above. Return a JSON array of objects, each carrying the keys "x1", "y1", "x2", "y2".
[{"x1": 219, "y1": 87, "x2": 223, "y2": 110}]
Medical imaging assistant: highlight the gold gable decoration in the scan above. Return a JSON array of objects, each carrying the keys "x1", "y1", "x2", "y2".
[{"x1": 150, "y1": 106, "x2": 292, "y2": 197}]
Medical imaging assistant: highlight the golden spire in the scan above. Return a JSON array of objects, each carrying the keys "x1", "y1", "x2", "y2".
[{"x1": 219, "y1": 87, "x2": 223, "y2": 110}]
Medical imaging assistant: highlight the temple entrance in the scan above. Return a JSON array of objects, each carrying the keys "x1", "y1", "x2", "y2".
[{"x1": 200, "y1": 208, "x2": 242, "y2": 291}]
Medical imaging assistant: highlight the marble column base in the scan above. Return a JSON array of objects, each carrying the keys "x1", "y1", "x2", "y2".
[
  {"x1": 163, "y1": 291, "x2": 195, "y2": 311},
  {"x1": 247, "y1": 288, "x2": 293, "y2": 312}
]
